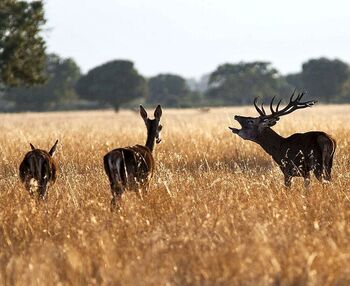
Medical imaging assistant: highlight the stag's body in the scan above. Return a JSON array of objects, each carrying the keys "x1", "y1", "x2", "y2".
[
  {"x1": 103, "y1": 105, "x2": 162, "y2": 207},
  {"x1": 19, "y1": 141, "x2": 58, "y2": 198},
  {"x1": 252, "y1": 128, "x2": 335, "y2": 187},
  {"x1": 230, "y1": 92, "x2": 336, "y2": 187}
]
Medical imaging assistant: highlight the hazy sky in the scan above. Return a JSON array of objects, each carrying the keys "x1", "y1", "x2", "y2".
[{"x1": 45, "y1": 0, "x2": 349, "y2": 78}]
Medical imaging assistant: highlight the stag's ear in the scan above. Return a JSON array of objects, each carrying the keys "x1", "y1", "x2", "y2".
[
  {"x1": 30, "y1": 143, "x2": 36, "y2": 150},
  {"x1": 261, "y1": 118, "x2": 279, "y2": 128},
  {"x1": 140, "y1": 105, "x2": 148, "y2": 122},
  {"x1": 154, "y1": 105, "x2": 162, "y2": 120},
  {"x1": 49, "y1": 140, "x2": 58, "y2": 157}
]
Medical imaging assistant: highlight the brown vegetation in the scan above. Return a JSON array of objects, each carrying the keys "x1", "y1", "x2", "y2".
[{"x1": 0, "y1": 106, "x2": 350, "y2": 285}]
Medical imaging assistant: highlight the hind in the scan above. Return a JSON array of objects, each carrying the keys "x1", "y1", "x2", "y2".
[{"x1": 19, "y1": 141, "x2": 58, "y2": 199}]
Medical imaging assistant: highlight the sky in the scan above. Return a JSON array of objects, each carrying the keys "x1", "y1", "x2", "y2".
[{"x1": 45, "y1": 0, "x2": 349, "y2": 79}]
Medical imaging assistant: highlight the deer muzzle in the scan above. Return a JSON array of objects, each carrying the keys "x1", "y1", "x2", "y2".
[
  {"x1": 229, "y1": 126, "x2": 239, "y2": 134},
  {"x1": 229, "y1": 115, "x2": 245, "y2": 133}
]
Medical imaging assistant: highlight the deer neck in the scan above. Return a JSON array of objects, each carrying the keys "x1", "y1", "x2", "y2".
[
  {"x1": 145, "y1": 129, "x2": 156, "y2": 152},
  {"x1": 256, "y1": 128, "x2": 285, "y2": 161}
]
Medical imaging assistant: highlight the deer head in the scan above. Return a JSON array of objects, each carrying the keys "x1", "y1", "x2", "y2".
[
  {"x1": 229, "y1": 91, "x2": 316, "y2": 142},
  {"x1": 140, "y1": 105, "x2": 163, "y2": 144}
]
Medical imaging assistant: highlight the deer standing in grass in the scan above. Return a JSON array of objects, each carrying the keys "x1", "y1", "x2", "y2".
[
  {"x1": 103, "y1": 105, "x2": 163, "y2": 207},
  {"x1": 19, "y1": 140, "x2": 58, "y2": 199},
  {"x1": 229, "y1": 92, "x2": 336, "y2": 187}
]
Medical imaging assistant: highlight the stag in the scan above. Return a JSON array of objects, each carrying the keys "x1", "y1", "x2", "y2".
[
  {"x1": 19, "y1": 140, "x2": 58, "y2": 199},
  {"x1": 103, "y1": 105, "x2": 163, "y2": 207},
  {"x1": 229, "y1": 92, "x2": 336, "y2": 187}
]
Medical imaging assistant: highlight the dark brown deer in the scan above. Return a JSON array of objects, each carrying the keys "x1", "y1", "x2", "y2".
[
  {"x1": 229, "y1": 92, "x2": 336, "y2": 187},
  {"x1": 19, "y1": 140, "x2": 58, "y2": 199},
  {"x1": 103, "y1": 105, "x2": 163, "y2": 207}
]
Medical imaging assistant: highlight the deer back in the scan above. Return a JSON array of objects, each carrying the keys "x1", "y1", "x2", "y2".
[
  {"x1": 104, "y1": 144, "x2": 155, "y2": 188},
  {"x1": 279, "y1": 131, "x2": 336, "y2": 173},
  {"x1": 19, "y1": 149, "x2": 57, "y2": 185}
]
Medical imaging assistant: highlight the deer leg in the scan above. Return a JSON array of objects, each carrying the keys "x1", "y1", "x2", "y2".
[
  {"x1": 25, "y1": 180, "x2": 35, "y2": 197},
  {"x1": 135, "y1": 179, "x2": 150, "y2": 200},
  {"x1": 110, "y1": 193, "x2": 122, "y2": 210},
  {"x1": 314, "y1": 167, "x2": 323, "y2": 182},
  {"x1": 38, "y1": 184, "x2": 48, "y2": 200},
  {"x1": 284, "y1": 175, "x2": 292, "y2": 188},
  {"x1": 317, "y1": 135, "x2": 335, "y2": 182},
  {"x1": 304, "y1": 172, "x2": 311, "y2": 189},
  {"x1": 110, "y1": 183, "x2": 124, "y2": 211},
  {"x1": 323, "y1": 154, "x2": 334, "y2": 182},
  {"x1": 143, "y1": 180, "x2": 151, "y2": 196}
]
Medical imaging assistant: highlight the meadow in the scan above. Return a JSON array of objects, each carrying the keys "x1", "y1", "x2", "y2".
[{"x1": 0, "y1": 105, "x2": 350, "y2": 285}]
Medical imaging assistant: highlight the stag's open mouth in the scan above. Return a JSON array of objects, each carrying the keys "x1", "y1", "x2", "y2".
[
  {"x1": 228, "y1": 126, "x2": 239, "y2": 134},
  {"x1": 228, "y1": 115, "x2": 243, "y2": 134}
]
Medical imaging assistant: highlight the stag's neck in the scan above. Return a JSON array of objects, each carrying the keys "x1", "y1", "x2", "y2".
[
  {"x1": 256, "y1": 128, "x2": 285, "y2": 162},
  {"x1": 145, "y1": 131, "x2": 156, "y2": 152}
]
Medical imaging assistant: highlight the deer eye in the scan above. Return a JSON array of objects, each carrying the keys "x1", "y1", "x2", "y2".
[{"x1": 158, "y1": 125, "x2": 163, "y2": 131}]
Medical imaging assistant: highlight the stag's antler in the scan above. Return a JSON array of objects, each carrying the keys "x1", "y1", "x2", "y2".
[{"x1": 254, "y1": 91, "x2": 316, "y2": 119}]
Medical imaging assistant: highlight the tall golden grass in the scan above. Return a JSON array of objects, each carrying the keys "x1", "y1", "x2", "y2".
[{"x1": 0, "y1": 105, "x2": 350, "y2": 285}]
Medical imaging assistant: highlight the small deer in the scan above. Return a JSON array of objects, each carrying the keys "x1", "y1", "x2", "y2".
[
  {"x1": 19, "y1": 140, "x2": 58, "y2": 199},
  {"x1": 229, "y1": 92, "x2": 336, "y2": 188},
  {"x1": 103, "y1": 105, "x2": 163, "y2": 207}
]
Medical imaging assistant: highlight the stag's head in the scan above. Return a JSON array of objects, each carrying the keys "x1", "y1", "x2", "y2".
[
  {"x1": 229, "y1": 91, "x2": 316, "y2": 141},
  {"x1": 140, "y1": 104, "x2": 163, "y2": 144}
]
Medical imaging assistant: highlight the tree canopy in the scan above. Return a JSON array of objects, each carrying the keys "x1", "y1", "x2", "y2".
[
  {"x1": 5, "y1": 54, "x2": 81, "y2": 111},
  {"x1": 147, "y1": 74, "x2": 193, "y2": 107},
  {"x1": 206, "y1": 62, "x2": 285, "y2": 105},
  {"x1": 0, "y1": 0, "x2": 46, "y2": 86},
  {"x1": 301, "y1": 58, "x2": 349, "y2": 102},
  {"x1": 75, "y1": 60, "x2": 146, "y2": 111}
]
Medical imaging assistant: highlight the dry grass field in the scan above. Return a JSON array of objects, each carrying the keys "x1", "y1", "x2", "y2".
[{"x1": 1, "y1": 105, "x2": 350, "y2": 285}]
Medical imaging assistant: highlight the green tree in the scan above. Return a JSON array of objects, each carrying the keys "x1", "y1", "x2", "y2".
[
  {"x1": 147, "y1": 74, "x2": 193, "y2": 107},
  {"x1": 302, "y1": 58, "x2": 349, "y2": 102},
  {"x1": 338, "y1": 77, "x2": 350, "y2": 102},
  {"x1": 285, "y1": 73, "x2": 303, "y2": 90},
  {"x1": 5, "y1": 54, "x2": 81, "y2": 111},
  {"x1": 0, "y1": 0, "x2": 46, "y2": 86},
  {"x1": 207, "y1": 62, "x2": 282, "y2": 105},
  {"x1": 75, "y1": 60, "x2": 145, "y2": 111}
]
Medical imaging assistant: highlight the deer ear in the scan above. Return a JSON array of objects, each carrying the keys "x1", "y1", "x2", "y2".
[
  {"x1": 30, "y1": 143, "x2": 36, "y2": 150},
  {"x1": 49, "y1": 140, "x2": 58, "y2": 156},
  {"x1": 154, "y1": 105, "x2": 162, "y2": 120},
  {"x1": 140, "y1": 105, "x2": 148, "y2": 121}
]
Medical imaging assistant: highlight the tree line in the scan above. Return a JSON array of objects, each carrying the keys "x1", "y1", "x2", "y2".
[
  {"x1": 1, "y1": 1, "x2": 350, "y2": 111},
  {"x1": 2, "y1": 55, "x2": 350, "y2": 111}
]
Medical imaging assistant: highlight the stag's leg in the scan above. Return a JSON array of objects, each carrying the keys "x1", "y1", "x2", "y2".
[
  {"x1": 324, "y1": 164, "x2": 332, "y2": 181},
  {"x1": 284, "y1": 174, "x2": 292, "y2": 188},
  {"x1": 314, "y1": 159, "x2": 331, "y2": 183},
  {"x1": 314, "y1": 167, "x2": 323, "y2": 182},
  {"x1": 317, "y1": 136, "x2": 336, "y2": 182},
  {"x1": 323, "y1": 150, "x2": 335, "y2": 182}
]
